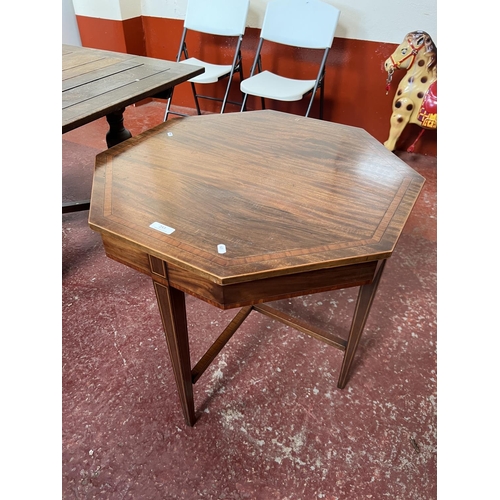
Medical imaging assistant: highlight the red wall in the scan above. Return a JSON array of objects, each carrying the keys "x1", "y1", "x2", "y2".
[
  {"x1": 75, "y1": 15, "x2": 436, "y2": 156},
  {"x1": 76, "y1": 16, "x2": 147, "y2": 56}
]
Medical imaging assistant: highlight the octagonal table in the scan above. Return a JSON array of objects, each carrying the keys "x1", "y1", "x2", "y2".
[{"x1": 88, "y1": 110, "x2": 425, "y2": 426}]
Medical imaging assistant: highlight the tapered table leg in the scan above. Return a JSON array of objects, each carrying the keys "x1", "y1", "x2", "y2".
[
  {"x1": 337, "y1": 259, "x2": 387, "y2": 389},
  {"x1": 153, "y1": 282, "x2": 196, "y2": 426}
]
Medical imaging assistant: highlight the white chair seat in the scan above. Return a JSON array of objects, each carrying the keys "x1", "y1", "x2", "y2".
[
  {"x1": 240, "y1": 70, "x2": 316, "y2": 101},
  {"x1": 180, "y1": 58, "x2": 233, "y2": 84},
  {"x1": 164, "y1": 0, "x2": 250, "y2": 120}
]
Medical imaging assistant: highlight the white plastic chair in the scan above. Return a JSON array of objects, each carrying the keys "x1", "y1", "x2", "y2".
[
  {"x1": 240, "y1": 0, "x2": 340, "y2": 118},
  {"x1": 164, "y1": 0, "x2": 250, "y2": 121}
]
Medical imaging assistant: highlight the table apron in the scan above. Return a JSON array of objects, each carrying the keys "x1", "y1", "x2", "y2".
[{"x1": 100, "y1": 232, "x2": 379, "y2": 309}]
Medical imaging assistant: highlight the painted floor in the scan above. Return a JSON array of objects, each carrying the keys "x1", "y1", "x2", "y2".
[{"x1": 62, "y1": 101, "x2": 437, "y2": 499}]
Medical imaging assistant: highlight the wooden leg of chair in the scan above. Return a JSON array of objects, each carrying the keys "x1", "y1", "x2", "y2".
[
  {"x1": 337, "y1": 259, "x2": 387, "y2": 389},
  {"x1": 153, "y1": 282, "x2": 196, "y2": 426}
]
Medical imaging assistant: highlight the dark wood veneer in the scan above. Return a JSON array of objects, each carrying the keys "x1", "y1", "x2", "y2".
[{"x1": 89, "y1": 110, "x2": 425, "y2": 426}]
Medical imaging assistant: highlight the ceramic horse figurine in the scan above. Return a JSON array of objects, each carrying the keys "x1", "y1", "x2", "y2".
[{"x1": 383, "y1": 31, "x2": 437, "y2": 152}]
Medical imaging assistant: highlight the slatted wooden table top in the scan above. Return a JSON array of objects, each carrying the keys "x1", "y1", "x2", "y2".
[
  {"x1": 62, "y1": 44, "x2": 204, "y2": 134},
  {"x1": 89, "y1": 110, "x2": 425, "y2": 291}
]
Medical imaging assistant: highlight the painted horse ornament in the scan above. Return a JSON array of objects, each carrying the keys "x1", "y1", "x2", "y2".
[{"x1": 384, "y1": 31, "x2": 437, "y2": 152}]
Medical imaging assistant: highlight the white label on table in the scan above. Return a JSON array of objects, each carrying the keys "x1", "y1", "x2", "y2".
[
  {"x1": 150, "y1": 222, "x2": 175, "y2": 235},
  {"x1": 217, "y1": 244, "x2": 226, "y2": 254}
]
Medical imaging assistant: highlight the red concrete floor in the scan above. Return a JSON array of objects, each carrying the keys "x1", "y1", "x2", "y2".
[{"x1": 62, "y1": 101, "x2": 437, "y2": 499}]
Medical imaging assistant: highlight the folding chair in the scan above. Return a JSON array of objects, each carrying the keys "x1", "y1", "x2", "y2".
[
  {"x1": 164, "y1": 0, "x2": 250, "y2": 121},
  {"x1": 240, "y1": 0, "x2": 340, "y2": 119}
]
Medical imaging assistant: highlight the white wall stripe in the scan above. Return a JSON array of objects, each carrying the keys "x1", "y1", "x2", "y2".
[{"x1": 72, "y1": 0, "x2": 437, "y2": 44}]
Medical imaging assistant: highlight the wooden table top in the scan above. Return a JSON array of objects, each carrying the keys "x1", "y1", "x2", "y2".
[
  {"x1": 89, "y1": 110, "x2": 425, "y2": 286},
  {"x1": 62, "y1": 44, "x2": 204, "y2": 134}
]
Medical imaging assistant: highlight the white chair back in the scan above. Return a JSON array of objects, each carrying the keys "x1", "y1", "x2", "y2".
[
  {"x1": 184, "y1": 0, "x2": 250, "y2": 37},
  {"x1": 261, "y1": 0, "x2": 340, "y2": 49}
]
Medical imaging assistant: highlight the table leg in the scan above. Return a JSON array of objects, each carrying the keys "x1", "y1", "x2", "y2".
[
  {"x1": 105, "y1": 108, "x2": 132, "y2": 148},
  {"x1": 153, "y1": 281, "x2": 196, "y2": 426},
  {"x1": 62, "y1": 199, "x2": 90, "y2": 213},
  {"x1": 337, "y1": 259, "x2": 387, "y2": 389}
]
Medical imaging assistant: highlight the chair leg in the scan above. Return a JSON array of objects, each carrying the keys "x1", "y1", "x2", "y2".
[
  {"x1": 221, "y1": 42, "x2": 244, "y2": 114},
  {"x1": 220, "y1": 82, "x2": 231, "y2": 114},
  {"x1": 240, "y1": 93, "x2": 248, "y2": 112},
  {"x1": 164, "y1": 91, "x2": 174, "y2": 122},
  {"x1": 191, "y1": 82, "x2": 202, "y2": 115},
  {"x1": 237, "y1": 60, "x2": 245, "y2": 111},
  {"x1": 164, "y1": 32, "x2": 188, "y2": 122},
  {"x1": 319, "y1": 80, "x2": 325, "y2": 120},
  {"x1": 241, "y1": 46, "x2": 264, "y2": 113},
  {"x1": 238, "y1": 59, "x2": 244, "y2": 85}
]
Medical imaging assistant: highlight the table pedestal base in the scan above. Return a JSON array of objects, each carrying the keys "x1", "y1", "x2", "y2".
[
  {"x1": 152, "y1": 259, "x2": 387, "y2": 427},
  {"x1": 63, "y1": 108, "x2": 132, "y2": 214},
  {"x1": 106, "y1": 108, "x2": 132, "y2": 148}
]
